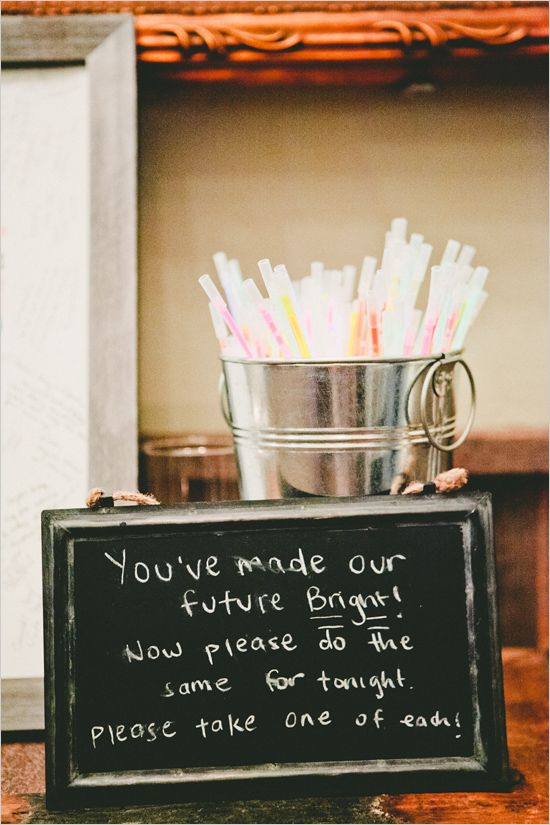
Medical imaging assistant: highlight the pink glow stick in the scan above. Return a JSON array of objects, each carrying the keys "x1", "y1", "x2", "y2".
[
  {"x1": 199, "y1": 274, "x2": 253, "y2": 358},
  {"x1": 242, "y1": 279, "x2": 292, "y2": 358}
]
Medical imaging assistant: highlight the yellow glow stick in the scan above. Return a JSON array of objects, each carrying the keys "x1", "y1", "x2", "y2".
[
  {"x1": 281, "y1": 294, "x2": 311, "y2": 357},
  {"x1": 347, "y1": 300, "x2": 359, "y2": 356}
]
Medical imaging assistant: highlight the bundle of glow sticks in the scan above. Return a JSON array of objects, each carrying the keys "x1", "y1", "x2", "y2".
[{"x1": 198, "y1": 218, "x2": 489, "y2": 359}]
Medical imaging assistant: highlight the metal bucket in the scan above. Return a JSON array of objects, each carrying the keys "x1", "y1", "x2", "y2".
[{"x1": 220, "y1": 353, "x2": 475, "y2": 499}]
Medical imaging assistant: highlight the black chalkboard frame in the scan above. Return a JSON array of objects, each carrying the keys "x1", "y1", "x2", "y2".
[{"x1": 42, "y1": 493, "x2": 509, "y2": 809}]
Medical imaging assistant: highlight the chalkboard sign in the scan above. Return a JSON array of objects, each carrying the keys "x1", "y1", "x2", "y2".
[{"x1": 42, "y1": 493, "x2": 508, "y2": 809}]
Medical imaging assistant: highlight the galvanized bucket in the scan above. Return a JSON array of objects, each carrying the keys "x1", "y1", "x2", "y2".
[{"x1": 220, "y1": 353, "x2": 475, "y2": 499}]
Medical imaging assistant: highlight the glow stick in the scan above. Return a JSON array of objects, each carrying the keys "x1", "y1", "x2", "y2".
[
  {"x1": 280, "y1": 294, "x2": 311, "y2": 357},
  {"x1": 213, "y1": 251, "x2": 241, "y2": 322},
  {"x1": 412, "y1": 242, "x2": 433, "y2": 283},
  {"x1": 274, "y1": 264, "x2": 314, "y2": 357},
  {"x1": 452, "y1": 266, "x2": 488, "y2": 331},
  {"x1": 358, "y1": 256, "x2": 377, "y2": 297},
  {"x1": 408, "y1": 243, "x2": 433, "y2": 309},
  {"x1": 213, "y1": 251, "x2": 229, "y2": 279},
  {"x1": 382, "y1": 311, "x2": 397, "y2": 357},
  {"x1": 441, "y1": 239, "x2": 460, "y2": 264},
  {"x1": 346, "y1": 299, "x2": 359, "y2": 356},
  {"x1": 451, "y1": 268, "x2": 489, "y2": 350},
  {"x1": 451, "y1": 292, "x2": 486, "y2": 350},
  {"x1": 228, "y1": 258, "x2": 244, "y2": 283},
  {"x1": 404, "y1": 309, "x2": 422, "y2": 356},
  {"x1": 469, "y1": 289, "x2": 488, "y2": 327},
  {"x1": 240, "y1": 299, "x2": 266, "y2": 357},
  {"x1": 385, "y1": 237, "x2": 407, "y2": 310},
  {"x1": 242, "y1": 279, "x2": 292, "y2": 358},
  {"x1": 381, "y1": 232, "x2": 396, "y2": 274},
  {"x1": 430, "y1": 263, "x2": 460, "y2": 352},
  {"x1": 311, "y1": 261, "x2": 324, "y2": 284},
  {"x1": 441, "y1": 284, "x2": 468, "y2": 352},
  {"x1": 208, "y1": 302, "x2": 230, "y2": 354},
  {"x1": 312, "y1": 293, "x2": 328, "y2": 356},
  {"x1": 457, "y1": 264, "x2": 473, "y2": 286},
  {"x1": 198, "y1": 274, "x2": 253, "y2": 358},
  {"x1": 392, "y1": 302, "x2": 411, "y2": 356},
  {"x1": 258, "y1": 259, "x2": 299, "y2": 357},
  {"x1": 391, "y1": 217, "x2": 408, "y2": 240},
  {"x1": 457, "y1": 244, "x2": 476, "y2": 267},
  {"x1": 367, "y1": 270, "x2": 386, "y2": 356},
  {"x1": 470, "y1": 265, "x2": 489, "y2": 292},
  {"x1": 258, "y1": 258, "x2": 275, "y2": 293},
  {"x1": 342, "y1": 265, "x2": 357, "y2": 302},
  {"x1": 356, "y1": 298, "x2": 368, "y2": 356},
  {"x1": 418, "y1": 266, "x2": 446, "y2": 355}
]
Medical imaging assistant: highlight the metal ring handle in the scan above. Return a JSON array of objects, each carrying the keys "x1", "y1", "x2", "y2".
[
  {"x1": 218, "y1": 373, "x2": 232, "y2": 428},
  {"x1": 420, "y1": 356, "x2": 476, "y2": 452}
]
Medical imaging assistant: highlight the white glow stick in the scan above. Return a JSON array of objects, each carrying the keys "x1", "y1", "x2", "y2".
[
  {"x1": 451, "y1": 268, "x2": 489, "y2": 350},
  {"x1": 418, "y1": 266, "x2": 447, "y2": 354},
  {"x1": 381, "y1": 232, "x2": 396, "y2": 274},
  {"x1": 382, "y1": 311, "x2": 397, "y2": 356},
  {"x1": 430, "y1": 263, "x2": 459, "y2": 352},
  {"x1": 404, "y1": 309, "x2": 422, "y2": 356},
  {"x1": 441, "y1": 239, "x2": 461, "y2": 264},
  {"x1": 413, "y1": 243, "x2": 433, "y2": 282},
  {"x1": 199, "y1": 274, "x2": 253, "y2": 358},
  {"x1": 451, "y1": 290, "x2": 487, "y2": 350},
  {"x1": 457, "y1": 244, "x2": 476, "y2": 267},
  {"x1": 342, "y1": 265, "x2": 357, "y2": 302},
  {"x1": 358, "y1": 256, "x2": 377, "y2": 297},
  {"x1": 258, "y1": 258, "x2": 275, "y2": 292},
  {"x1": 208, "y1": 302, "x2": 230, "y2": 354},
  {"x1": 213, "y1": 251, "x2": 242, "y2": 322},
  {"x1": 391, "y1": 217, "x2": 408, "y2": 241},
  {"x1": 469, "y1": 289, "x2": 488, "y2": 326}
]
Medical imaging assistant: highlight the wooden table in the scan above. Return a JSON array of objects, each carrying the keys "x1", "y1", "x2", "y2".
[{"x1": 2, "y1": 649, "x2": 547, "y2": 824}]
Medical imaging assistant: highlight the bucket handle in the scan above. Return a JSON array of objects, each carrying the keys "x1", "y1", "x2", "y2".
[
  {"x1": 218, "y1": 373, "x2": 232, "y2": 428},
  {"x1": 420, "y1": 355, "x2": 476, "y2": 452}
]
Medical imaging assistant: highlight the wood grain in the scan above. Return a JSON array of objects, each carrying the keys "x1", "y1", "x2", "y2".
[{"x1": 384, "y1": 649, "x2": 549, "y2": 824}]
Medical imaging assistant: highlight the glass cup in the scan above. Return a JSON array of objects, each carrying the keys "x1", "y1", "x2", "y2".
[{"x1": 140, "y1": 433, "x2": 239, "y2": 504}]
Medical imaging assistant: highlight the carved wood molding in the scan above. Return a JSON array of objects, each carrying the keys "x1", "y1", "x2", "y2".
[{"x1": 3, "y1": 1, "x2": 547, "y2": 84}]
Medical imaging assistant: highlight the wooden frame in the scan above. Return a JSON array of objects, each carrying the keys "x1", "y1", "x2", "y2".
[
  {"x1": 2, "y1": 1, "x2": 548, "y2": 86},
  {"x1": 42, "y1": 493, "x2": 507, "y2": 808},
  {"x1": 1, "y1": 12, "x2": 137, "y2": 721}
]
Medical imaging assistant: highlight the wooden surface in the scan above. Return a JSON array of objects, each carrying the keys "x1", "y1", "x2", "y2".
[
  {"x1": 2, "y1": 648, "x2": 547, "y2": 824},
  {"x1": 455, "y1": 429, "x2": 548, "y2": 476},
  {"x1": 384, "y1": 649, "x2": 549, "y2": 825}
]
